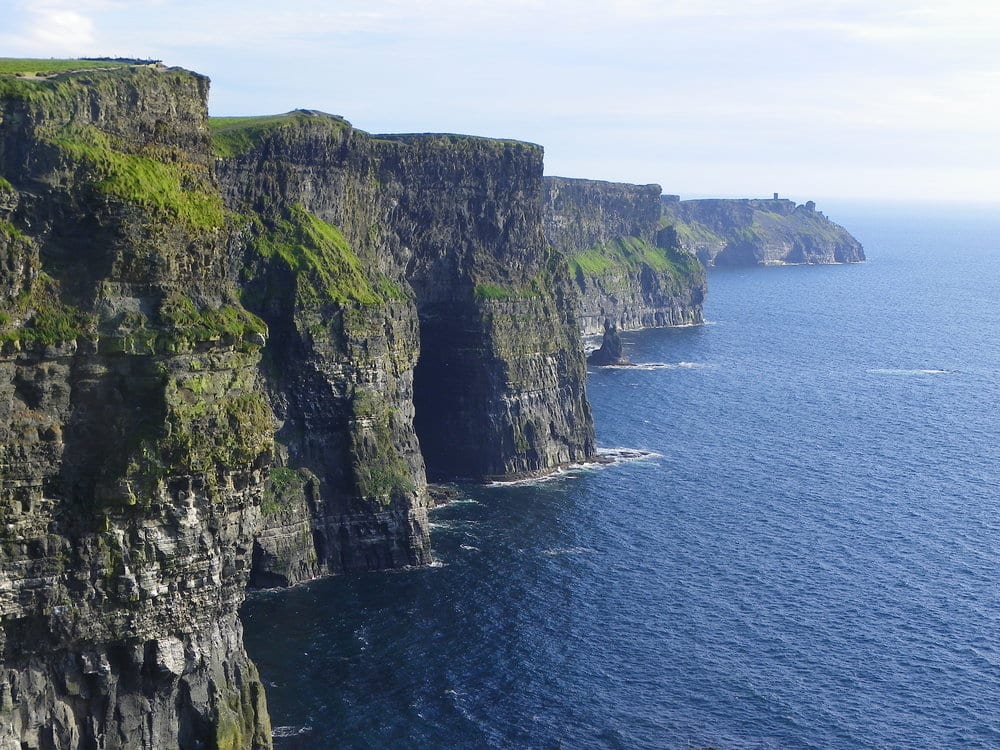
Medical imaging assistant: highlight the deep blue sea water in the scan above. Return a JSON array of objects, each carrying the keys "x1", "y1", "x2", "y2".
[{"x1": 243, "y1": 203, "x2": 1000, "y2": 749}]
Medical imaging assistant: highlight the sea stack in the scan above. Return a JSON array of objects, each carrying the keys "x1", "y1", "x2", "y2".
[{"x1": 588, "y1": 321, "x2": 630, "y2": 366}]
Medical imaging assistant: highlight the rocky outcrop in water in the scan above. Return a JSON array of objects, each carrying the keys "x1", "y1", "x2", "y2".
[
  {"x1": 587, "y1": 322, "x2": 629, "y2": 366},
  {"x1": 543, "y1": 177, "x2": 706, "y2": 336},
  {"x1": 0, "y1": 65, "x2": 271, "y2": 749},
  {"x1": 660, "y1": 195, "x2": 865, "y2": 266}
]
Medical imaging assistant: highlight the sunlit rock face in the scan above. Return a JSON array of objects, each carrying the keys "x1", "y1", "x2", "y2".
[
  {"x1": 659, "y1": 195, "x2": 865, "y2": 267},
  {"x1": 543, "y1": 177, "x2": 706, "y2": 336}
]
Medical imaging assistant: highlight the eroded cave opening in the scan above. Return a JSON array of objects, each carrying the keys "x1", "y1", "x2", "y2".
[{"x1": 412, "y1": 305, "x2": 488, "y2": 482}]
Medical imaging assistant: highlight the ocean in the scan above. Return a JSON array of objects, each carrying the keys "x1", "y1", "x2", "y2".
[{"x1": 242, "y1": 203, "x2": 1000, "y2": 749}]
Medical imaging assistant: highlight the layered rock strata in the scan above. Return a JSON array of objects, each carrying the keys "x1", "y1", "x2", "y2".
[
  {"x1": 660, "y1": 195, "x2": 865, "y2": 266},
  {"x1": 0, "y1": 65, "x2": 271, "y2": 748},
  {"x1": 214, "y1": 118, "x2": 594, "y2": 581},
  {"x1": 543, "y1": 177, "x2": 706, "y2": 336}
]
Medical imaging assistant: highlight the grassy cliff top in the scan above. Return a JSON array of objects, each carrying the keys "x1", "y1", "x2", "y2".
[
  {"x1": 209, "y1": 110, "x2": 350, "y2": 157},
  {"x1": 0, "y1": 58, "x2": 159, "y2": 77}
]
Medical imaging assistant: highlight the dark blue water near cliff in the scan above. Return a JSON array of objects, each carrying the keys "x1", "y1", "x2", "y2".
[{"x1": 242, "y1": 203, "x2": 1000, "y2": 749}]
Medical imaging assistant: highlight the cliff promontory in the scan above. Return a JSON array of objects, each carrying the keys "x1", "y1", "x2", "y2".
[
  {"x1": 0, "y1": 62, "x2": 271, "y2": 749},
  {"x1": 660, "y1": 195, "x2": 865, "y2": 266},
  {"x1": 214, "y1": 113, "x2": 595, "y2": 585},
  {"x1": 543, "y1": 177, "x2": 706, "y2": 336}
]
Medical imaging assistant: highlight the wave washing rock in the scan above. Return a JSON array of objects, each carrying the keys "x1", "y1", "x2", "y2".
[
  {"x1": 0, "y1": 64, "x2": 271, "y2": 748},
  {"x1": 543, "y1": 177, "x2": 706, "y2": 336},
  {"x1": 660, "y1": 195, "x2": 865, "y2": 266}
]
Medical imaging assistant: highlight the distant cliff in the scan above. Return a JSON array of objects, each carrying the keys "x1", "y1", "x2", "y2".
[
  {"x1": 544, "y1": 177, "x2": 705, "y2": 336},
  {"x1": 660, "y1": 195, "x2": 864, "y2": 266}
]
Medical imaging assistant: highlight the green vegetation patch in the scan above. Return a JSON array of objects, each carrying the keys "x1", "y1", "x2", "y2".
[
  {"x1": 157, "y1": 293, "x2": 267, "y2": 351},
  {"x1": 351, "y1": 390, "x2": 416, "y2": 503},
  {"x1": 0, "y1": 176, "x2": 13, "y2": 192},
  {"x1": 161, "y1": 367, "x2": 273, "y2": 479},
  {"x1": 50, "y1": 126, "x2": 225, "y2": 230},
  {"x1": 0, "y1": 273, "x2": 93, "y2": 346},
  {"x1": 210, "y1": 111, "x2": 349, "y2": 158},
  {"x1": 261, "y1": 467, "x2": 305, "y2": 517},
  {"x1": 0, "y1": 219, "x2": 24, "y2": 240},
  {"x1": 474, "y1": 283, "x2": 521, "y2": 301},
  {"x1": 0, "y1": 58, "x2": 141, "y2": 76},
  {"x1": 567, "y1": 236, "x2": 693, "y2": 276},
  {"x1": 249, "y1": 206, "x2": 402, "y2": 306}
]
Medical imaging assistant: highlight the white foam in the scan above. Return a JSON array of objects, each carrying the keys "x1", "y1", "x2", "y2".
[
  {"x1": 459, "y1": 544, "x2": 479, "y2": 551},
  {"x1": 591, "y1": 361, "x2": 710, "y2": 371},
  {"x1": 867, "y1": 368, "x2": 956, "y2": 376},
  {"x1": 487, "y1": 447, "x2": 661, "y2": 487},
  {"x1": 272, "y1": 726, "x2": 312, "y2": 739},
  {"x1": 542, "y1": 546, "x2": 596, "y2": 556}
]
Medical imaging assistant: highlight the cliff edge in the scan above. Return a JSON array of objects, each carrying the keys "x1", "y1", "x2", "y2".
[{"x1": 0, "y1": 62, "x2": 271, "y2": 749}]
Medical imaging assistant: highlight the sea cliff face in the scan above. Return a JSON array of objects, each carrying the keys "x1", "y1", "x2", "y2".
[
  {"x1": 214, "y1": 116, "x2": 595, "y2": 587},
  {"x1": 543, "y1": 177, "x2": 705, "y2": 336},
  {"x1": 0, "y1": 62, "x2": 600, "y2": 748},
  {"x1": 0, "y1": 66, "x2": 271, "y2": 749},
  {"x1": 660, "y1": 195, "x2": 865, "y2": 266}
]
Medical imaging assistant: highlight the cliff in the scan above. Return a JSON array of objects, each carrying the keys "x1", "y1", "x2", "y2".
[
  {"x1": 0, "y1": 63, "x2": 271, "y2": 748},
  {"x1": 214, "y1": 115, "x2": 594, "y2": 586},
  {"x1": 660, "y1": 195, "x2": 865, "y2": 266},
  {"x1": 0, "y1": 59, "x2": 598, "y2": 748},
  {"x1": 543, "y1": 177, "x2": 705, "y2": 336}
]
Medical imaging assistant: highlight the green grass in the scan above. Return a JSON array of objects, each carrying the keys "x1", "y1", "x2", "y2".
[
  {"x1": 350, "y1": 390, "x2": 415, "y2": 502},
  {"x1": 51, "y1": 126, "x2": 225, "y2": 230},
  {"x1": 261, "y1": 467, "x2": 304, "y2": 516},
  {"x1": 210, "y1": 111, "x2": 349, "y2": 157},
  {"x1": 249, "y1": 206, "x2": 404, "y2": 306},
  {"x1": 567, "y1": 235, "x2": 702, "y2": 283},
  {"x1": 0, "y1": 58, "x2": 144, "y2": 76},
  {"x1": 0, "y1": 219, "x2": 24, "y2": 239},
  {"x1": 157, "y1": 294, "x2": 267, "y2": 349},
  {"x1": 474, "y1": 283, "x2": 519, "y2": 300},
  {"x1": 0, "y1": 274, "x2": 93, "y2": 346},
  {"x1": 0, "y1": 176, "x2": 12, "y2": 192}
]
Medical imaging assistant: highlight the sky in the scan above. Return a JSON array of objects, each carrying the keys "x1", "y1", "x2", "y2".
[{"x1": 2, "y1": 0, "x2": 999, "y2": 204}]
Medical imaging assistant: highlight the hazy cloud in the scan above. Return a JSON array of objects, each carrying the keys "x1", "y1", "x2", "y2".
[{"x1": 2, "y1": 0, "x2": 997, "y2": 201}]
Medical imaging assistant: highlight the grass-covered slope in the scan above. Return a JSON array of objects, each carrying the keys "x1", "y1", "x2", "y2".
[
  {"x1": 660, "y1": 196, "x2": 865, "y2": 266},
  {"x1": 544, "y1": 177, "x2": 706, "y2": 335}
]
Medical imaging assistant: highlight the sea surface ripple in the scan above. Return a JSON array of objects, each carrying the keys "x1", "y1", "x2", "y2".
[{"x1": 244, "y1": 204, "x2": 1000, "y2": 749}]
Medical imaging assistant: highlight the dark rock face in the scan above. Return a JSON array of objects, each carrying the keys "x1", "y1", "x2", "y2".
[
  {"x1": 587, "y1": 322, "x2": 628, "y2": 366},
  {"x1": 660, "y1": 195, "x2": 865, "y2": 266},
  {"x1": 215, "y1": 118, "x2": 596, "y2": 588},
  {"x1": 544, "y1": 177, "x2": 706, "y2": 335},
  {"x1": 0, "y1": 67, "x2": 271, "y2": 748},
  {"x1": 379, "y1": 136, "x2": 595, "y2": 481},
  {"x1": 216, "y1": 115, "x2": 431, "y2": 583}
]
